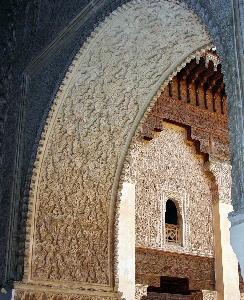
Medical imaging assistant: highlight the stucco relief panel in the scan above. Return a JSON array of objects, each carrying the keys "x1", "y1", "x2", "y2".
[
  {"x1": 132, "y1": 123, "x2": 214, "y2": 257},
  {"x1": 23, "y1": 0, "x2": 212, "y2": 289},
  {"x1": 135, "y1": 248, "x2": 215, "y2": 291}
]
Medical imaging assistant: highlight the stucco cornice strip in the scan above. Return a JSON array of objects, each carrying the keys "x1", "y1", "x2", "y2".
[{"x1": 14, "y1": 283, "x2": 121, "y2": 297}]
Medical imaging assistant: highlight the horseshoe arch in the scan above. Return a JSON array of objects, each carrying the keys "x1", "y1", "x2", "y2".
[{"x1": 17, "y1": 1, "x2": 213, "y2": 298}]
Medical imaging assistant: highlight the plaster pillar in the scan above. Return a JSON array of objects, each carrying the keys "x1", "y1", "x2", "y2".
[
  {"x1": 229, "y1": 209, "x2": 244, "y2": 282},
  {"x1": 207, "y1": 158, "x2": 240, "y2": 300},
  {"x1": 118, "y1": 182, "x2": 135, "y2": 300}
]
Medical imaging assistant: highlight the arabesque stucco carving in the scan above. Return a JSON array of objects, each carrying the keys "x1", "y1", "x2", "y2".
[
  {"x1": 136, "y1": 248, "x2": 215, "y2": 292},
  {"x1": 132, "y1": 123, "x2": 214, "y2": 257},
  {"x1": 21, "y1": 0, "x2": 212, "y2": 295},
  {"x1": 206, "y1": 158, "x2": 232, "y2": 204}
]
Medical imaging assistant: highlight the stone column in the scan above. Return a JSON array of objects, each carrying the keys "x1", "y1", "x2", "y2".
[
  {"x1": 207, "y1": 158, "x2": 240, "y2": 300},
  {"x1": 118, "y1": 182, "x2": 135, "y2": 300},
  {"x1": 229, "y1": 0, "x2": 244, "y2": 279}
]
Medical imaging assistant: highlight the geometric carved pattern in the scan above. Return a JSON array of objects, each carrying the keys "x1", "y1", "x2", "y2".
[
  {"x1": 165, "y1": 224, "x2": 180, "y2": 244},
  {"x1": 20, "y1": 0, "x2": 212, "y2": 296},
  {"x1": 136, "y1": 248, "x2": 215, "y2": 291},
  {"x1": 133, "y1": 123, "x2": 214, "y2": 257}
]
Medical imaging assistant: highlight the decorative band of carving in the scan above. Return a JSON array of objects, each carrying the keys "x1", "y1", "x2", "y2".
[
  {"x1": 165, "y1": 224, "x2": 180, "y2": 245},
  {"x1": 14, "y1": 283, "x2": 122, "y2": 300},
  {"x1": 136, "y1": 248, "x2": 215, "y2": 291}
]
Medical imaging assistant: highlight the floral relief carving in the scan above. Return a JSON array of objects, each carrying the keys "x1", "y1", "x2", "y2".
[
  {"x1": 21, "y1": 0, "x2": 212, "y2": 295},
  {"x1": 136, "y1": 248, "x2": 215, "y2": 292},
  {"x1": 133, "y1": 123, "x2": 214, "y2": 257}
]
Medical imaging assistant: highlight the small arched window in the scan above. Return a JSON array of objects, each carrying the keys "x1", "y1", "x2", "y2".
[
  {"x1": 165, "y1": 199, "x2": 178, "y2": 225},
  {"x1": 165, "y1": 199, "x2": 181, "y2": 245}
]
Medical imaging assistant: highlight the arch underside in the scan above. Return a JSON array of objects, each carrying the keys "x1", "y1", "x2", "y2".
[{"x1": 18, "y1": 0, "x2": 212, "y2": 298}]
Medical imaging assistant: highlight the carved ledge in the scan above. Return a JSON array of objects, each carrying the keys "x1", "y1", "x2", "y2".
[{"x1": 14, "y1": 283, "x2": 122, "y2": 300}]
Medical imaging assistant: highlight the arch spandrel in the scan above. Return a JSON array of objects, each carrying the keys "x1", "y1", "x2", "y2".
[{"x1": 21, "y1": 0, "x2": 212, "y2": 296}]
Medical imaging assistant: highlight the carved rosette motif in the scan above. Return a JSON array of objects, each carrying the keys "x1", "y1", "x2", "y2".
[
  {"x1": 21, "y1": 0, "x2": 212, "y2": 296},
  {"x1": 133, "y1": 123, "x2": 214, "y2": 257}
]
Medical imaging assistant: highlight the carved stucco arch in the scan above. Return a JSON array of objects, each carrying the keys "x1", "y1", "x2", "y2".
[{"x1": 23, "y1": 0, "x2": 212, "y2": 296}]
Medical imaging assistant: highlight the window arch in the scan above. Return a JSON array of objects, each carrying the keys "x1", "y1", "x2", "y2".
[
  {"x1": 165, "y1": 199, "x2": 178, "y2": 225},
  {"x1": 165, "y1": 199, "x2": 181, "y2": 245}
]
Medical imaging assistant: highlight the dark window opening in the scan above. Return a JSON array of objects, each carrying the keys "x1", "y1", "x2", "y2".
[
  {"x1": 165, "y1": 199, "x2": 178, "y2": 225},
  {"x1": 147, "y1": 276, "x2": 190, "y2": 295}
]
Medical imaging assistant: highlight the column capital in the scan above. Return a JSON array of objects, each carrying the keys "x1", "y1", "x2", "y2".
[{"x1": 205, "y1": 157, "x2": 232, "y2": 204}]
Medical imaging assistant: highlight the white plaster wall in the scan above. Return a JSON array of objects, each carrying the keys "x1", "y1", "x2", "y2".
[
  {"x1": 118, "y1": 182, "x2": 135, "y2": 300},
  {"x1": 230, "y1": 220, "x2": 244, "y2": 280},
  {"x1": 214, "y1": 203, "x2": 240, "y2": 300}
]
